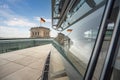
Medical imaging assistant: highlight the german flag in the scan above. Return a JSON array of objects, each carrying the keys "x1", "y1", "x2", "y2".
[
  {"x1": 67, "y1": 29, "x2": 73, "y2": 32},
  {"x1": 40, "y1": 18, "x2": 46, "y2": 23}
]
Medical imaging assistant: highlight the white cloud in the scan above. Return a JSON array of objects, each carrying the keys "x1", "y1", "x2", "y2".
[
  {"x1": 0, "y1": 26, "x2": 29, "y2": 38},
  {"x1": 4, "y1": 18, "x2": 37, "y2": 27},
  {"x1": 0, "y1": 26, "x2": 58, "y2": 38},
  {"x1": 45, "y1": 19, "x2": 52, "y2": 23},
  {"x1": 34, "y1": 17, "x2": 51, "y2": 23},
  {"x1": 0, "y1": 3, "x2": 53, "y2": 38},
  {"x1": 0, "y1": 7, "x2": 14, "y2": 19},
  {"x1": 0, "y1": 4, "x2": 36, "y2": 27}
]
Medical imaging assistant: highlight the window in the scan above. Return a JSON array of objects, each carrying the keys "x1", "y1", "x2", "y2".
[{"x1": 60, "y1": 0, "x2": 107, "y2": 78}]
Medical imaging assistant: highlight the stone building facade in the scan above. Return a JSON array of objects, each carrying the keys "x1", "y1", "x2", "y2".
[
  {"x1": 30, "y1": 27, "x2": 50, "y2": 38},
  {"x1": 55, "y1": 33, "x2": 71, "y2": 48},
  {"x1": 55, "y1": 33, "x2": 65, "y2": 45}
]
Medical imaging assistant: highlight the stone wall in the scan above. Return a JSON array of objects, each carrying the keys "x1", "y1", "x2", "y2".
[{"x1": 30, "y1": 27, "x2": 50, "y2": 38}]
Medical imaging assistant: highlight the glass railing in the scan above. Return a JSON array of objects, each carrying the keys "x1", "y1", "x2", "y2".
[{"x1": 0, "y1": 38, "x2": 54, "y2": 54}]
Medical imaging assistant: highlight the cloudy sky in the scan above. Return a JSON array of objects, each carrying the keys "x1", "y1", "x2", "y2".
[{"x1": 0, "y1": 0, "x2": 57, "y2": 38}]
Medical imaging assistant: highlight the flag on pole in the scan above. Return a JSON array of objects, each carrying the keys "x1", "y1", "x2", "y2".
[
  {"x1": 67, "y1": 29, "x2": 73, "y2": 32},
  {"x1": 67, "y1": 29, "x2": 73, "y2": 36},
  {"x1": 40, "y1": 18, "x2": 46, "y2": 23}
]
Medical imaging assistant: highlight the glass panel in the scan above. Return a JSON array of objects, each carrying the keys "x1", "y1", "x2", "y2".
[
  {"x1": 92, "y1": 22, "x2": 114, "y2": 80},
  {"x1": 94, "y1": 0, "x2": 104, "y2": 5},
  {"x1": 69, "y1": 2, "x2": 91, "y2": 23},
  {"x1": 52, "y1": 0, "x2": 109, "y2": 79},
  {"x1": 110, "y1": 0, "x2": 120, "y2": 79},
  {"x1": 59, "y1": 0, "x2": 104, "y2": 30},
  {"x1": 53, "y1": 19, "x2": 59, "y2": 25},
  {"x1": 93, "y1": 0, "x2": 119, "y2": 79},
  {"x1": 111, "y1": 45, "x2": 120, "y2": 80},
  {"x1": 0, "y1": 39, "x2": 53, "y2": 53},
  {"x1": 61, "y1": 5, "x2": 106, "y2": 77}
]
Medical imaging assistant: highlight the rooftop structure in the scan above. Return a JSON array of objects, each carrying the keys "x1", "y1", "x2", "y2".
[
  {"x1": 30, "y1": 27, "x2": 50, "y2": 38},
  {"x1": 0, "y1": 38, "x2": 71, "y2": 80}
]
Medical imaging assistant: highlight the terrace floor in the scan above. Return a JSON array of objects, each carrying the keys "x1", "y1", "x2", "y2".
[{"x1": 0, "y1": 44, "x2": 52, "y2": 80}]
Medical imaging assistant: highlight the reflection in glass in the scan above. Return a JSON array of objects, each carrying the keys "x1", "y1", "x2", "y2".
[
  {"x1": 111, "y1": 46, "x2": 120, "y2": 80},
  {"x1": 58, "y1": 0, "x2": 105, "y2": 30},
  {"x1": 52, "y1": 0, "x2": 107, "y2": 79},
  {"x1": 61, "y1": 6, "x2": 106, "y2": 76}
]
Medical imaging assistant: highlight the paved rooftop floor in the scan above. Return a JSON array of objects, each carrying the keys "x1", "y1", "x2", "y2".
[{"x1": 0, "y1": 44, "x2": 52, "y2": 80}]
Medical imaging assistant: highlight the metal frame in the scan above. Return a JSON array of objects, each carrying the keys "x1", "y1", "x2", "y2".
[
  {"x1": 100, "y1": 9, "x2": 120, "y2": 80},
  {"x1": 62, "y1": 0, "x2": 106, "y2": 31},
  {"x1": 51, "y1": 0, "x2": 120, "y2": 80},
  {"x1": 84, "y1": 0, "x2": 114, "y2": 79},
  {"x1": 52, "y1": 0, "x2": 106, "y2": 31}
]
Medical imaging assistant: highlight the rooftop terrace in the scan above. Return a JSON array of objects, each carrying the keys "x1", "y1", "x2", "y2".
[{"x1": 0, "y1": 44, "x2": 51, "y2": 80}]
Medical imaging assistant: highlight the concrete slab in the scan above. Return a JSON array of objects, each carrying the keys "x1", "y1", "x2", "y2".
[
  {"x1": 0, "y1": 44, "x2": 52, "y2": 80},
  {"x1": 0, "y1": 62, "x2": 24, "y2": 79},
  {"x1": 28, "y1": 59, "x2": 45, "y2": 70},
  {"x1": 0, "y1": 58, "x2": 10, "y2": 66},
  {"x1": 49, "y1": 46, "x2": 69, "y2": 80},
  {"x1": 54, "y1": 77, "x2": 69, "y2": 80},
  {"x1": 14, "y1": 56, "x2": 39, "y2": 66},
  {"x1": 6, "y1": 55, "x2": 25, "y2": 61},
  {"x1": 50, "y1": 46, "x2": 65, "y2": 72},
  {"x1": 1, "y1": 67, "x2": 41, "y2": 80},
  {"x1": 0, "y1": 53, "x2": 18, "y2": 59}
]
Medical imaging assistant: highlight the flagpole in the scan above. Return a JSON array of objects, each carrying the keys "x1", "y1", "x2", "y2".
[
  {"x1": 40, "y1": 18, "x2": 42, "y2": 27},
  {"x1": 40, "y1": 17, "x2": 41, "y2": 27},
  {"x1": 40, "y1": 21, "x2": 41, "y2": 27}
]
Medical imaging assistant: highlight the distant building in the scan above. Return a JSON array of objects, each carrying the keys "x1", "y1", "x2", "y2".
[
  {"x1": 55, "y1": 33, "x2": 65, "y2": 45},
  {"x1": 30, "y1": 27, "x2": 50, "y2": 38}
]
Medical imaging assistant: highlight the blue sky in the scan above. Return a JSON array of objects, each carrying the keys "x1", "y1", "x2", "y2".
[{"x1": 0, "y1": 0, "x2": 57, "y2": 38}]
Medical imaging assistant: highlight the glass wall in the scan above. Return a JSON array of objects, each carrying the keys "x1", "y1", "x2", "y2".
[
  {"x1": 52, "y1": 0, "x2": 120, "y2": 79},
  {"x1": 52, "y1": 0, "x2": 107, "y2": 78},
  {"x1": 92, "y1": 0, "x2": 120, "y2": 79},
  {"x1": 111, "y1": 42, "x2": 120, "y2": 80},
  {"x1": 62, "y1": 5, "x2": 106, "y2": 76}
]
